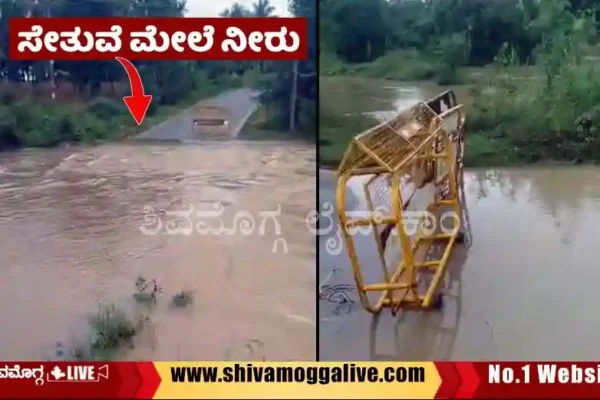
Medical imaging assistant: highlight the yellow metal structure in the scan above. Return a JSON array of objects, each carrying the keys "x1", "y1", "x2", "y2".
[{"x1": 335, "y1": 90, "x2": 466, "y2": 314}]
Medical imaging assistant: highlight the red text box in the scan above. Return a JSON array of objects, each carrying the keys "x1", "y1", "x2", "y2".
[{"x1": 9, "y1": 17, "x2": 308, "y2": 61}]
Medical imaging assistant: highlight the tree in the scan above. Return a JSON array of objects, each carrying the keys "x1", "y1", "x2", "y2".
[
  {"x1": 219, "y1": 2, "x2": 250, "y2": 17},
  {"x1": 259, "y1": 0, "x2": 316, "y2": 136},
  {"x1": 252, "y1": 0, "x2": 275, "y2": 17},
  {"x1": 217, "y1": 0, "x2": 316, "y2": 137}
]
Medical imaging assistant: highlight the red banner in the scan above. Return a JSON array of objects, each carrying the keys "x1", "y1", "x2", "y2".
[
  {"x1": 9, "y1": 17, "x2": 308, "y2": 61},
  {"x1": 1, "y1": 361, "x2": 600, "y2": 398},
  {"x1": 0, "y1": 362, "x2": 160, "y2": 398},
  {"x1": 435, "y1": 362, "x2": 600, "y2": 399}
]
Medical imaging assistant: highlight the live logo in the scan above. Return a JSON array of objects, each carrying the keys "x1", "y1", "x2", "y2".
[
  {"x1": 49, "y1": 364, "x2": 109, "y2": 382},
  {"x1": 66, "y1": 366, "x2": 95, "y2": 381}
]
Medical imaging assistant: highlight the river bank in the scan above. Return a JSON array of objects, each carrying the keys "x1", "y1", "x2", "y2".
[
  {"x1": 0, "y1": 74, "x2": 244, "y2": 151},
  {"x1": 320, "y1": 57, "x2": 600, "y2": 169}
]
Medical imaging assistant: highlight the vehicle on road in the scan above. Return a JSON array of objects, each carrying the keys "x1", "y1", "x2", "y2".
[{"x1": 192, "y1": 105, "x2": 231, "y2": 140}]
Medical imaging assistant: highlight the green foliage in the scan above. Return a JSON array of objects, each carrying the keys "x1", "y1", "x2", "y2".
[
  {"x1": 494, "y1": 43, "x2": 521, "y2": 67},
  {"x1": 434, "y1": 33, "x2": 469, "y2": 85},
  {"x1": 242, "y1": 68, "x2": 265, "y2": 88},
  {"x1": 86, "y1": 97, "x2": 126, "y2": 120},
  {"x1": 468, "y1": 44, "x2": 600, "y2": 165},
  {"x1": 257, "y1": 0, "x2": 316, "y2": 138},
  {"x1": 319, "y1": 104, "x2": 377, "y2": 167},
  {"x1": 321, "y1": 0, "x2": 600, "y2": 167},
  {"x1": 56, "y1": 303, "x2": 142, "y2": 361},
  {"x1": 347, "y1": 50, "x2": 437, "y2": 81},
  {"x1": 322, "y1": 0, "x2": 389, "y2": 63},
  {"x1": 0, "y1": 0, "x2": 314, "y2": 149},
  {"x1": 320, "y1": 0, "x2": 599, "y2": 74},
  {"x1": 88, "y1": 304, "x2": 137, "y2": 358},
  {"x1": 8, "y1": 103, "x2": 77, "y2": 147}
]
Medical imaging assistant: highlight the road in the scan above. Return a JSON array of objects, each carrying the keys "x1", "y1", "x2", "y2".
[{"x1": 132, "y1": 88, "x2": 260, "y2": 142}]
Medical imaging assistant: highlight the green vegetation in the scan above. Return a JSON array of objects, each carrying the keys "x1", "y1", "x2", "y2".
[
  {"x1": 320, "y1": 0, "x2": 600, "y2": 167},
  {"x1": 55, "y1": 276, "x2": 195, "y2": 360},
  {"x1": 133, "y1": 275, "x2": 162, "y2": 307},
  {"x1": 222, "y1": 0, "x2": 317, "y2": 140},
  {"x1": 84, "y1": 303, "x2": 140, "y2": 360},
  {"x1": 319, "y1": 108, "x2": 377, "y2": 167},
  {"x1": 0, "y1": 0, "x2": 316, "y2": 150},
  {"x1": 54, "y1": 303, "x2": 144, "y2": 361},
  {"x1": 0, "y1": 74, "x2": 241, "y2": 150}
]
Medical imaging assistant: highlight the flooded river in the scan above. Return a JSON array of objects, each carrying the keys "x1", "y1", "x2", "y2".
[
  {"x1": 320, "y1": 76, "x2": 472, "y2": 120},
  {"x1": 320, "y1": 167, "x2": 600, "y2": 361},
  {"x1": 0, "y1": 140, "x2": 316, "y2": 360},
  {"x1": 319, "y1": 76, "x2": 600, "y2": 360}
]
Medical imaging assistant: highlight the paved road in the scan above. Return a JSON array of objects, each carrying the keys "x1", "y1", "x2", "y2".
[{"x1": 132, "y1": 88, "x2": 260, "y2": 142}]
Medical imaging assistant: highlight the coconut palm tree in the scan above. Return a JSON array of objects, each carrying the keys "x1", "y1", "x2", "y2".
[
  {"x1": 252, "y1": 0, "x2": 275, "y2": 17},
  {"x1": 250, "y1": 0, "x2": 276, "y2": 72},
  {"x1": 219, "y1": 2, "x2": 250, "y2": 17}
]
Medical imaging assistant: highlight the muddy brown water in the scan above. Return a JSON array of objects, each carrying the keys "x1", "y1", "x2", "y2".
[
  {"x1": 319, "y1": 167, "x2": 600, "y2": 360},
  {"x1": 319, "y1": 76, "x2": 600, "y2": 360},
  {"x1": 320, "y1": 76, "x2": 472, "y2": 120},
  {"x1": 0, "y1": 141, "x2": 316, "y2": 360}
]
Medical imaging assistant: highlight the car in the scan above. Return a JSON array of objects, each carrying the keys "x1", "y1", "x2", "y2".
[{"x1": 191, "y1": 105, "x2": 232, "y2": 140}]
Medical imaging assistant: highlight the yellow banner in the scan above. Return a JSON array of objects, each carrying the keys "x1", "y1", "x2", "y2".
[{"x1": 152, "y1": 362, "x2": 440, "y2": 399}]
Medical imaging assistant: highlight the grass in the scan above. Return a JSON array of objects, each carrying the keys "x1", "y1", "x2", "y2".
[
  {"x1": 55, "y1": 276, "x2": 197, "y2": 360},
  {"x1": 319, "y1": 106, "x2": 377, "y2": 168},
  {"x1": 86, "y1": 304, "x2": 139, "y2": 358},
  {"x1": 0, "y1": 73, "x2": 243, "y2": 151},
  {"x1": 239, "y1": 103, "x2": 314, "y2": 141},
  {"x1": 321, "y1": 49, "x2": 437, "y2": 81},
  {"x1": 55, "y1": 303, "x2": 142, "y2": 361},
  {"x1": 238, "y1": 104, "x2": 287, "y2": 140},
  {"x1": 466, "y1": 58, "x2": 600, "y2": 166},
  {"x1": 321, "y1": 49, "x2": 468, "y2": 85},
  {"x1": 319, "y1": 46, "x2": 600, "y2": 168}
]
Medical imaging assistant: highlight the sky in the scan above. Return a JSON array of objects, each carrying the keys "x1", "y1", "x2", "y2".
[{"x1": 184, "y1": 0, "x2": 291, "y2": 18}]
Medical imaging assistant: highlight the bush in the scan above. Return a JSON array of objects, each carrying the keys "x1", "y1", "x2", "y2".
[
  {"x1": 319, "y1": 105, "x2": 377, "y2": 167},
  {"x1": 12, "y1": 103, "x2": 77, "y2": 147},
  {"x1": 86, "y1": 97, "x2": 125, "y2": 120},
  {"x1": 332, "y1": 50, "x2": 437, "y2": 81},
  {"x1": 0, "y1": 106, "x2": 19, "y2": 149},
  {"x1": 88, "y1": 304, "x2": 137, "y2": 355},
  {"x1": 433, "y1": 34, "x2": 468, "y2": 85},
  {"x1": 0, "y1": 91, "x2": 17, "y2": 106},
  {"x1": 467, "y1": 56, "x2": 600, "y2": 165},
  {"x1": 320, "y1": 50, "x2": 348, "y2": 76},
  {"x1": 242, "y1": 68, "x2": 263, "y2": 88},
  {"x1": 0, "y1": 62, "x2": 252, "y2": 150}
]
